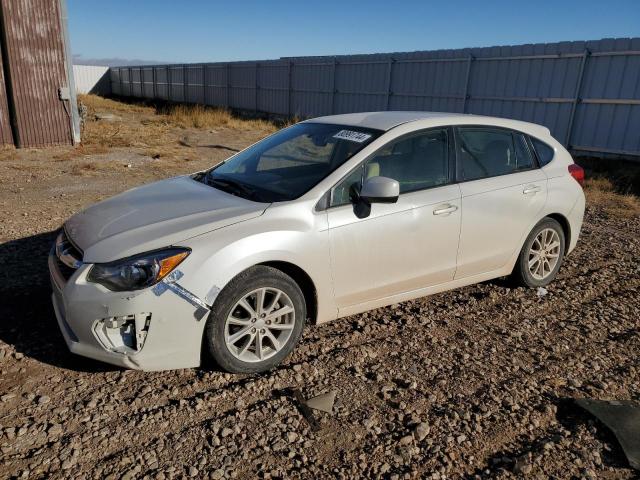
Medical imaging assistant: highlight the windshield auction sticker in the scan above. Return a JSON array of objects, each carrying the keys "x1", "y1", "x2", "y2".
[{"x1": 333, "y1": 130, "x2": 372, "y2": 143}]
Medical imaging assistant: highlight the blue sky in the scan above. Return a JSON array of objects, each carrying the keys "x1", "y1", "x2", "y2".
[{"x1": 68, "y1": 0, "x2": 640, "y2": 65}]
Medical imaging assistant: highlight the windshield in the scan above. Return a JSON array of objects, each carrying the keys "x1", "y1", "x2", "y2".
[{"x1": 202, "y1": 123, "x2": 382, "y2": 202}]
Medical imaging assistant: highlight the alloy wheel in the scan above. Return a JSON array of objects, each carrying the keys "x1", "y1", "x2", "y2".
[
  {"x1": 224, "y1": 287, "x2": 295, "y2": 363},
  {"x1": 528, "y1": 228, "x2": 561, "y2": 281}
]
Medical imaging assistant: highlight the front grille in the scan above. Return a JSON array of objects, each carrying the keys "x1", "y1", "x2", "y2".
[{"x1": 54, "y1": 229, "x2": 83, "y2": 282}]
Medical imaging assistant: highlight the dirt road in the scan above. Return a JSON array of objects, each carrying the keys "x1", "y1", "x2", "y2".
[{"x1": 0, "y1": 98, "x2": 638, "y2": 479}]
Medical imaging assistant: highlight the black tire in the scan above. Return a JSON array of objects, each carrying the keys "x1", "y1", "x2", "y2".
[
  {"x1": 205, "y1": 265, "x2": 306, "y2": 373},
  {"x1": 511, "y1": 217, "x2": 566, "y2": 288}
]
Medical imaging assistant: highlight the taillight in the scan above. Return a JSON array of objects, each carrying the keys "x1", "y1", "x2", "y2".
[{"x1": 568, "y1": 164, "x2": 585, "y2": 187}]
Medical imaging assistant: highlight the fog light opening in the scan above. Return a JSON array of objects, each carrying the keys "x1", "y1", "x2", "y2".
[{"x1": 94, "y1": 313, "x2": 151, "y2": 354}]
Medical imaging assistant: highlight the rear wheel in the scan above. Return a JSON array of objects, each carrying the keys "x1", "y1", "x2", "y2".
[
  {"x1": 205, "y1": 266, "x2": 306, "y2": 373},
  {"x1": 512, "y1": 218, "x2": 565, "y2": 287}
]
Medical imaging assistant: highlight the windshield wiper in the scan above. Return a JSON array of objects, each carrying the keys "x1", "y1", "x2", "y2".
[{"x1": 207, "y1": 176, "x2": 262, "y2": 202}]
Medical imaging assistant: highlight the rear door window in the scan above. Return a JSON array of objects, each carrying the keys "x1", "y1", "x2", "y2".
[{"x1": 456, "y1": 127, "x2": 535, "y2": 181}]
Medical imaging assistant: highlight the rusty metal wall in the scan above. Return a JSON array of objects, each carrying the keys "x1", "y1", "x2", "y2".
[
  {"x1": 113, "y1": 37, "x2": 640, "y2": 159},
  {"x1": 0, "y1": 36, "x2": 12, "y2": 145},
  {"x1": 0, "y1": 0, "x2": 75, "y2": 147}
]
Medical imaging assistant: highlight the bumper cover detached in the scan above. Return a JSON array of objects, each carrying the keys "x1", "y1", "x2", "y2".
[{"x1": 49, "y1": 251, "x2": 209, "y2": 371}]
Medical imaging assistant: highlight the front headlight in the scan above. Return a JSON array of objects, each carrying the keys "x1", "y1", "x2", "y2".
[{"x1": 87, "y1": 248, "x2": 190, "y2": 292}]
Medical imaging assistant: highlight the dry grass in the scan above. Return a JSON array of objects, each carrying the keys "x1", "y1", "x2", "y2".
[
  {"x1": 159, "y1": 103, "x2": 278, "y2": 133},
  {"x1": 576, "y1": 157, "x2": 640, "y2": 218},
  {"x1": 73, "y1": 95, "x2": 279, "y2": 162},
  {"x1": 78, "y1": 94, "x2": 153, "y2": 114},
  {"x1": 584, "y1": 177, "x2": 640, "y2": 217}
]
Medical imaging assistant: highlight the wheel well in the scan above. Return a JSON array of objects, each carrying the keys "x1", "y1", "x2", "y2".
[
  {"x1": 546, "y1": 213, "x2": 571, "y2": 253},
  {"x1": 259, "y1": 261, "x2": 318, "y2": 324}
]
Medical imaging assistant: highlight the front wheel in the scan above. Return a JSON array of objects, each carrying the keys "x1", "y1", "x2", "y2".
[
  {"x1": 205, "y1": 266, "x2": 306, "y2": 373},
  {"x1": 512, "y1": 217, "x2": 566, "y2": 288}
]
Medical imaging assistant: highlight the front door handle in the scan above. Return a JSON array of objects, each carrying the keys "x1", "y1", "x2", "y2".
[
  {"x1": 523, "y1": 185, "x2": 542, "y2": 195},
  {"x1": 433, "y1": 204, "x2": 458, "y2": 216}
]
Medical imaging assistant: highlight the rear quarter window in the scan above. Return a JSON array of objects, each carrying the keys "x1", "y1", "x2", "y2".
[{"x1": 530, "y1": 138, "x2": 555, "y2": 166}]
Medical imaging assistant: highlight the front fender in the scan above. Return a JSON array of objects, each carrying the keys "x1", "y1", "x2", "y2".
[{"x1": 178, "y1": 210, "x2": 337, "y2": 324}]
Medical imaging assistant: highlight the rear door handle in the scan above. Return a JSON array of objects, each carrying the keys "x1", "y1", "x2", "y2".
[
  {"x1": 523, "y1": 185, "x2": 542, "y2": 195},
  {"x1": 433, "y1": 204, "x2": 458, "y2": 216}
]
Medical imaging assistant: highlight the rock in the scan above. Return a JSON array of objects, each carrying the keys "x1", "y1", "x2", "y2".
[
  {"x1": 414, "y1": 423, "x2": 430, "y2": 441},
  {"x1": 94, "y1": 112, "x2": 122, "y2": 122},
  {"x1": 179, "y1": 136, "x2": 196, "y2": 147},
  {"x1": 305, "y1": 391, "x2": 336, "y2": 414},
  {"x1": 38, "y1": 395, "x2": 51, "y2": 405},
  {"x1": 48, "y1": 424, "x2": 63, "y2": 436},
  {"x1": 210, "y1": 469, "x2": 224, "y2": 480}
]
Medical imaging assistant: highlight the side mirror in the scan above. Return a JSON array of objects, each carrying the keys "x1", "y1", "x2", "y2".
[{"x1": 359, "y1": 176, "x2": 399, "y2": 204}]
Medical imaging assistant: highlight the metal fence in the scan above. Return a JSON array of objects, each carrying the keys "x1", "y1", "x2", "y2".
[{"x1": 110, "y1": 37, "x2": 640, "y2": 158}]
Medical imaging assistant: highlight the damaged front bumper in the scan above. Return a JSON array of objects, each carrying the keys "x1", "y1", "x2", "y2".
[{"x1": 49, "y1": 248, "x2": 211, "y2": 371}]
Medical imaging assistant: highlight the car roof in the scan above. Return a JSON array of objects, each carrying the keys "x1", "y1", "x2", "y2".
[{"x1": 305, "y1": 111, "x2": 551, "y2": 137}]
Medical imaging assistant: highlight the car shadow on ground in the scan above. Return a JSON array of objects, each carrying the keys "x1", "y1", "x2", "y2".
[{"x1": 0, "y1": 230, "x2": 118, "y2": 372}]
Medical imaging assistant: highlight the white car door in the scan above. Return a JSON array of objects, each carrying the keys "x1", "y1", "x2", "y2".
[
  {"x1": 326, "y1": 128, "x2": 462, "y2": 310},
  {"x1": 454, "y1": 127, "x2": 547, "y2": 279}
]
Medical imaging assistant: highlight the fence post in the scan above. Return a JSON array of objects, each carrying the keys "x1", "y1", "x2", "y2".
[
  {"x1": 202, "y1": 65, "x2": 206, "y2": 104},
  {"x1": 462, "y1": 54, "x2": 474, "y2": 113},
  {"x1": 385, "y1": 57, "x2": 394, "y2": 110},
  {"x1": 331, "y1": 58, "x2": 337, "y2": 114},
  {"x1": 565, "y1": 49, "x2": 590, "y2": 148},
  {"x1": 118, "y1": 67, "x2": 123, "y2": 97},
  {"x1": 287, "y1": 61, "x2": 293, "y2": 118},
  {"x1": 255, "y1": 63, "x2": 259, "y2": 114},
  {"x1": 226, "y1": 63, "x2": 231, "y2": 109},
  {"x1": 128, "y1": 67, "x2": 133, "y2": 97}
]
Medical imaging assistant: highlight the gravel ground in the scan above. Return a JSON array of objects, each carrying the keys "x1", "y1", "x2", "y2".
[{"x1": 0, "y1": 102, "x2": 638, "y2": 479}]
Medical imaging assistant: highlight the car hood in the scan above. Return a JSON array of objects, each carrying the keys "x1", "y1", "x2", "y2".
[{"x1": 65, "y1": 175, "x2": 269, "y2": 263}]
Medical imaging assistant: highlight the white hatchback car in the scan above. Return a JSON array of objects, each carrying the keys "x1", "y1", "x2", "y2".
[{"x1": 50, "y1": 112, "x2": 585, "y2": 372}]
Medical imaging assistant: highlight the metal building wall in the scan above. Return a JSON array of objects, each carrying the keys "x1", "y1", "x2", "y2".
[
  {"x1": 0, "y1": 0, "x2": 78, "y2": 147},
  {"x1": 73, "y1": 65, "x2": 111, "y2": 95},
  {"x1": 112, "y1": 37, "x2": 640, "y2": 158},
  {"x1": 0, "y1": 38, "x2": 12, "y2": 145}
]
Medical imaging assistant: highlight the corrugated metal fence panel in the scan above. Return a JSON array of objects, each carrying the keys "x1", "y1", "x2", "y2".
[
  {"x1": 0, "y1": 38, "x2": 13, "y2": 145},
  {"x1": 186, "y1": 64, "x2": 205, "y2": 104},
  {"x1": 168, "y1": 65, "x2": 184, "y2": 102},
  {"x1": 73, "y1": 65, "x2": 111, "y2": 95},
  {"x1": 390, "y1": 57, "x2": 467, "y2": 113},
  {"x1": 572, "y1": 38, "x2": 640, "y2": 155},
  {"x1": 112, "y1": 37, "x2": 640, "y2": 157},
  {"x1": 142, "y1": 67, "x2": 154, "y2": 98},
  {"x1": 335, "y1": 60, "x2": 389, "y2": 113},
  {"x1": 258, "y1": 61, "x2": 288, "y2": 115},
  {"x1": 110, "y1": 68, "x2": 121, "y2": 95},
  {"x1": 204, "y1": 64, "x2": 228, "y2": 106},
  {"x1": 229, "y1": 63, "x2": 257, "y2": 111},
  {"x1": 1, "y1": 0, "x2": 73, "y2": 147},
  {"x1": 291, "y1": 61, "x2": 333, "y2": 117},
  {"x1": 155, "y1": 66, "x2": 169, "y2": 100}
]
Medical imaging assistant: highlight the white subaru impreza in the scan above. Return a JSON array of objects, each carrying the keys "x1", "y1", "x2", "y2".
[{"x1": 50, "y1": 111, "x2": 585, "y2": 372}]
